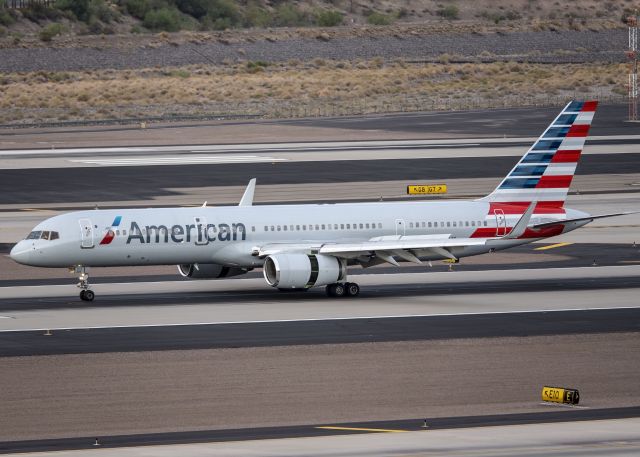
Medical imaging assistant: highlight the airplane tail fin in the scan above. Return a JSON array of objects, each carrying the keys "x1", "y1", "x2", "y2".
[{"x1": 480, "y1": 100, "x2": 597, "y2": 208}]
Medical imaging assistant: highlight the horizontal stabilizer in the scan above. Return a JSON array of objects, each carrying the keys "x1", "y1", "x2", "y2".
[{"x1": 531, "y1": 211, "x2": 639, "y2": 230}]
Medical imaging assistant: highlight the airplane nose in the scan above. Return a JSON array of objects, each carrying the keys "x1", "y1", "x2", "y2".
[{"x1": 9, "y1": 242, "x2": 32, "y2": 265}]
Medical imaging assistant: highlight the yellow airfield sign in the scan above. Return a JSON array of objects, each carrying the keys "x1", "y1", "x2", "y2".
[{"x1": 407, "y1": 184, "x2": 447, "y2": 195}]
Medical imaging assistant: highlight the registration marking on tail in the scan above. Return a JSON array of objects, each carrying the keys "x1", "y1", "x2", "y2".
[
  {"x1": 316, "y1": 426, "x2": 408, "y2": 433},
  {"x1": 534, "y1": 242, "x2": 573, "y2": 251}
]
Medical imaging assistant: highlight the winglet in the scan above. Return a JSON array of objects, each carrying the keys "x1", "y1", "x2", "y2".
[
  {"x1": 502, "y1": 201, "x2": 536, "y2": 239},
  {"x1": 239, "y1": 178, "x2": 256, "y2": 207}
]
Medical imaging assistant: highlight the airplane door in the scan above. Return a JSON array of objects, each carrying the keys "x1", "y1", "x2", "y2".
[
  {"x1": 395, "y1": 219, "x2": 406, "y2": 236},
  {"x1": 494, "y1": 209, "x2": 506, "y2": 236},
  {"x1": 194, "y1": 216, "x2": 209, "y2": 245},
  {"x1": 79, "y1": 218, "x2": 94, "y2": 249}
]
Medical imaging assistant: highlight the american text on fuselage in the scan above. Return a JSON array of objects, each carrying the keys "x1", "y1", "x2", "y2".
[{"x1": 126, "y1": 221, "x2": 246, "y2": 244}]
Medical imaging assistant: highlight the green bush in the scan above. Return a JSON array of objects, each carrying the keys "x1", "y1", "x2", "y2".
[
  {"x1": 39, "y1": 23, "x2": 65, "y2": 41},
  {"x1": 316, "y1": 9, "x2": 343, "y2": 27},
  {"x1": 143, "y1": 7, "x2": 182, "y2": 31},
  {"x1": 437, "y1": 5, "x2": 459, "y2": 20},
  {"x1": 23, "y1": 3, "x2": 63, "y2": 22},
  {"x1": 122, "y1": 0, "x2": 150, "y2": 20},
  {"x1": 56, "y1": 0, "x2": 91, "y2": 21},
  {"x1": 367, "y1": 12, "x2": 393, "y2": 25},
  {"x1": 273, "y1": 4, "x2": 309, "y2": 27},
  {"x1": 245, "y1": 5, "x2": 271, "y2": 27},
  {"x1": 89, "y1": 0, "x2": 118, "y2": 23},
  {"x1": 0, "y1": 9, "x2": 16, "y2": 26},
  {"x1": 0, "y1": 26, "x2": 6, "y2": 37}
]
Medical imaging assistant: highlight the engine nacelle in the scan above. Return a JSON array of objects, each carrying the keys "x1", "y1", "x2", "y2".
[
  {"x1": 263, "y1": 253, "x2": 346, "y2": 289},
  {"x1": 178, "y1": 263, "x2": 247, "y2": 279}
]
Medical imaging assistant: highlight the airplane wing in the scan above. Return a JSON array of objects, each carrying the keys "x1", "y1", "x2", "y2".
[
  {"x1": 256, "y1": 203, "x2": 538, "y2": 266},
  {"x1": 257, "y1": 235, "x2": 489, "y2": 266}
]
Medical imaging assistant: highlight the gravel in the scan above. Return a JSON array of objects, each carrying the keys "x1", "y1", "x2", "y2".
[{"x1": 0, "y1": 29, "x2": 627, "y2": 72}]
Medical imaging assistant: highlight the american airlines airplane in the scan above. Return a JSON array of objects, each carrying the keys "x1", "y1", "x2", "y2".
[{"x1": 9, "y1": 101, "x2": 632, "y2": 301}]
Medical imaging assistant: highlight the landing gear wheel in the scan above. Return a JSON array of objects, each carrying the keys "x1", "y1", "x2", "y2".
[
  {"x1": 345, "y1": 282, "x2": 360, "y2": 297},
  {"x1": 333, "y1": 283, "x2": 346, "y2": 297},
  {"x1": 80, "y1": 289, "x2": 95, "y2": 301}
]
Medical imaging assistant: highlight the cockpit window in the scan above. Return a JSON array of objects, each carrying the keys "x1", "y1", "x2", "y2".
[
  {"x1": 26, "y1": 231, "x2": 42, "y2": 240},
  {"x1": 25, "y1": 230, "x2": 59, "y2": 240}
]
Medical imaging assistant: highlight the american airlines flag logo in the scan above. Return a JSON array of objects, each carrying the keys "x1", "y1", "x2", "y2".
[{"x1": 99, "y1": 216, "x2": 122, "y2": 245}]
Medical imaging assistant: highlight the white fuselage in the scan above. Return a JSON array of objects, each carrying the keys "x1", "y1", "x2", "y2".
[{"x1": 10, "y1": 199, "x2": 586, "y2": 268}]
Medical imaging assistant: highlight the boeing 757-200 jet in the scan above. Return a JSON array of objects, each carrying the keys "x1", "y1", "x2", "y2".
[{"x1": 10, "y1": 101, "x2": 634, "y2": 301}]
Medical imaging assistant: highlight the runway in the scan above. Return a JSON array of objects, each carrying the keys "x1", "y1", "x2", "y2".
[{"x1": 1, "y1": 105, "x2": 639, "y2": 454}]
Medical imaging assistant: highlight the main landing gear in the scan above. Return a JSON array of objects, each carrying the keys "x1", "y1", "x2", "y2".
[
  {"x1": 325, "y1": 282, "x2": 360, "y2": 298},
  {"x1": 75, "y1": 266, "x2": 95, "y2": 302}
]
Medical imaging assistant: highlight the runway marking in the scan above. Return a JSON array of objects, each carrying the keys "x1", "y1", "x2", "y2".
[
  {"x1": 68, "y1": 155, "x2": 289, "y2": 167},
  {"x1": 0, "y1": 305, "x2": 638, "y2": 334},
  {"x1": 534, "y1": 242, "x2": 574, "y2": 251},
  {"x1": 316, "y1": 426, "x2": 407, "y2": 433},
  {"x1": 539, "y1": 402, "x2": 591, "y2": 410}
]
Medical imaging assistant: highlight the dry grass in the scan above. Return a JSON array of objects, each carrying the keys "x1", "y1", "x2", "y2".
[{"x1": 0, "y1": 60, "x2": 628, "y2": 124}]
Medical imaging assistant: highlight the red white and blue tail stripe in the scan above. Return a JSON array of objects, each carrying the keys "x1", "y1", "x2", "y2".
[{"x1": 481, "y1": 100, "x2": 597, "y2": 208}]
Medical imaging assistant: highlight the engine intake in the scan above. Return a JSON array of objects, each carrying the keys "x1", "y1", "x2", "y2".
[
  {"x1": 178, "y1": 263, "x2": 247, "y2": 279},
  {"x1": 263, "y1": 253, "x2": 346, "y2": 289}
]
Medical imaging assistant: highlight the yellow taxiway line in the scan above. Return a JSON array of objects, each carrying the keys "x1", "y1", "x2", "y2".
[
  {"x1": 316, "y1": 426, "x2": 408, "y2": 433},
  {"x1": 534, "y1": 242, "x2": 573, "y2": 251}
]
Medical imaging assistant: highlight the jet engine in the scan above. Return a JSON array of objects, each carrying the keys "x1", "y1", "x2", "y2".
[
  {"x1": 178, "y1": 263, "x2": 247, "y2": 279},
  {"x1": 263, "y1": 253, "x2": 346, "y2": 289}
]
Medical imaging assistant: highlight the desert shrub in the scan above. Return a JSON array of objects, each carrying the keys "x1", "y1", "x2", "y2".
[
  {"x1": 367, "y1": 12, "x2": 393, "y2": 25},
  {"x1": 39, "y1": 22, "x2": 65, "y2": 41},
  {"x1": 56, "y1": 0, "x2": 90, "y2": 21},
  {"x1": 143, "y1": 7, "x2": 181, "y2": 31},
  {"x1": 316, "y1": 9, "x2": 343, "y2": 26},
  {"x1": 122, "y1": 0, "x2": 150, "y2": 19},
  {"x1": 0, "y1": 8, "x2": 16, "y2": 26},
  {"x1": 23, "y1": 2, "x2": 63, "y2": 22},
  {"x1": 244, "y1": 5, "x2": 271, "y2": 27},
  {"x1": 273, "y1": 4, "x2": 309, "y2": 26},
  {"x1": 88, "y1": 0, "x2": 118, "y2": 23},
  {"x1": 437, "y1": 5, "x2": 459, "y2": 20}
]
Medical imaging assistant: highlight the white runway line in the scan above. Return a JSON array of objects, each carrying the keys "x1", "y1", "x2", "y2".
[{"x1": 69, "y1": 155, "x2": 289, "y2": 166}]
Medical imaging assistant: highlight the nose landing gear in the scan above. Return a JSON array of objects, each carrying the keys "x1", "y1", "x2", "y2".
[{"x1": 74, "y1": 266, "x2": 95, "y2": 301}]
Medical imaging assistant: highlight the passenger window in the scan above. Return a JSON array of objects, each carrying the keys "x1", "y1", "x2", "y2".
[
  {"x1": 303, "y1": 225, "x2": 307, "y2": 230},
  {"x1": 264, "y1": 226, "x2": 268, "y2": 231},
  {"x1": 252, "y1": 226, "x2": 255, "y2": 232},
  {"x1": 341, "y1": 224, "x2": 345, "y2": 229},
  {"x1": 453, "y1": 222, "x2": 457, "y2": 227},
  {"x1": 346, "y1": 224, "x2": 350, "y2": 229},
  {"x1": 283, "y1": 225, "x2": 287, "y2": 231},
  {"x1": 422, "y1": 222, "x2": 426, "y2": 228},
  {"x1": 428, "y1": 222, "x2": 432, "y2": 228},
  {"x1": 309, "y1": 225, "x2": 314, "y2": 231},
  {"x1": 315, "y1": 225, "x2": 320, "y2": 230},
  {"x1": 447, "y1": 222, "x2": 451, "y2": 227},
  {"x1": 321, "y1": 224, "x2": 325, "y2": 230},
  {"x1": 378, "y1": 223, "x2": 382, "y2": 229},
  {"x1": 409, "y1": 222, "x2": 413, "y2": 228},
  {"x1": 483, "y1": 221, "x2": 488, "y2": 227},
  {"x1": 296, "y1": 225, "x2": 300, "y2": 231},
  {"x1": 465, "y1": 221, "x2": 469, "y2": 227},
  {"x1": 471, "y1": 221, "x2": 476, "y2": 227},
  {"x1": 359, "y1": 223, "x2": 363, "y2": 229},
  {"x1": 270, "y1": 226, "x2": 275, "y2": 231},
  {"x1": 334, "y1": 224, "x2": 338, "y2": 230},
  {"x1": 365, "y1": 223, "x2": 370, "y2": 229}
]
